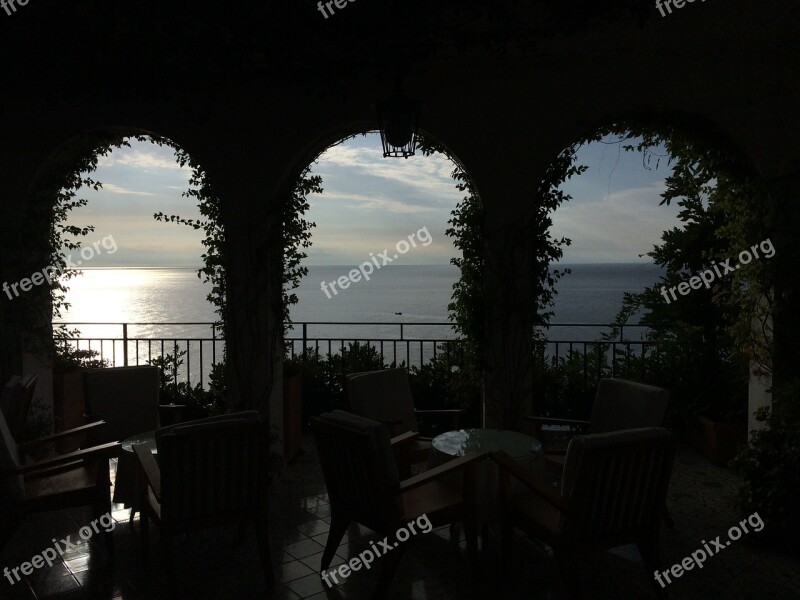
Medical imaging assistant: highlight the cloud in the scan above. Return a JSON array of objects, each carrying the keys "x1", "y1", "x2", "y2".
[
  {"x1": 101, "y1": 183, "x2": 157, "y2": 196},
  {"x1": 551, "y1": 182, "x2": 679, "y2": 262},
  {"x1": 313, "y1": 191, "x2": 437, "y2": 214},
  {"x1": 99, "y1": 150, "x2": 184, "y2": 171},
  {"x1": 315, "y1": 144, "x2": 457, "y2": 199}
]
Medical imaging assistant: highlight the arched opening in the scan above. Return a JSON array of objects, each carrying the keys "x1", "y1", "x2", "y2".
[
  {"x1": 536, "y1": 116, "x2": 772, "y2": 463},
  {"x1": 281, "y1": 128, "x2": 486, "y2": 435},
  {"x1": 19, "y1": 130, "x2": 227, "y2": 437}
]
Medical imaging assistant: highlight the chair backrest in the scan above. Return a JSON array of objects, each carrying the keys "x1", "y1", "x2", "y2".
[
  {"x1": 590, "y1": 378, "x2": 670, "y2": 435},
  {"x1": 83, "y1": 366, "x2": 160, "y2": 445},
  {"x1": 345, "y1": 368, "x2": 417, "y2": 436},
  {"x1": 156, "y1": 411, "x2": 265, "y2": 524},
  {"x1": 561, "y1": 427, "x2": 674, "y2": 544},
  {"x1": 0, "y1": 402, "x2": 24, "y2": 506},
  {"x1": 311, "y1": 410, "x2": 402, "y2": 530},
  {"x1": 0, "y1": 375, "x2": 37, "y2": 442}
]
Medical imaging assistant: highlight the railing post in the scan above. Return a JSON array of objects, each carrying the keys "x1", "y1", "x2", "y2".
[
  {"x1": 212, "y1": 324, "x2": 217, "y2": 365},
  {"x1": 122, "y1": 323, "x2": 129, "y2": 367},
  {"x1": 302, "y1": 322, "x2": 308, "y2": 357}
]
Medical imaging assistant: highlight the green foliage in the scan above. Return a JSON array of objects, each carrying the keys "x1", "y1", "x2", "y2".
[
  {"x1": 288, "y1": 342, "x2": 386, "y2": 421},
  {"x1": 533, "y1": 343, "x2": 611, "y2": 419},
  {"x1": 52, "y1": 344, "x2": 109, "y2": 373},
  {"x1": 590, "y1": 128, "x2": 753, "y2": 422},
  {"x1": 147, "y1": 349, "x2": 227, "y2": 420},
  {"x1": 734, "y1": 387, "x2": 800, "y2": 544},
  {"x1": 152, "y1": 142, "x2": 227, "y2": 326},
  {"x1": 282, "y1": 168, "x2": 321, "y2": 333},
  {"x1": 407, "y1": 340, "x2": 483, "y2": 430}
]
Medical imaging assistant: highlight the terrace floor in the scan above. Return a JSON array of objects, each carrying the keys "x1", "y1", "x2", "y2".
[{"x1": 2, "y1": 435, "x2": 799, "y2": 599}]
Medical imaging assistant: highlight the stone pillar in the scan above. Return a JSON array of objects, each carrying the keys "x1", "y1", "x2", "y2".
[
  {"x1": 211, "y1": 158, "x2": 287, "y2": 460},
  {"x1": 767, "y1": 170, "x2": 800, "y2": 400}
]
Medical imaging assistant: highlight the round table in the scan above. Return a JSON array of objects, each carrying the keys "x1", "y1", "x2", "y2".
[
  {"x1": 430, "y1": 428, "x2": 543, "y2": 534},
  {"x1": 431, "y1": 428, "x2": 542, "y2": 461},
  {"x1": 121, "y1": 430, "x2": 157, "y2": 454}
]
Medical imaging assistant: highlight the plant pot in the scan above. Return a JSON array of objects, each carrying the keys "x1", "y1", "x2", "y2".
[
  {"x1": 283, "y1": 367, "x2": 303, "y2": 463},
  {"x1": 689, "y1": 415, "x2": 747, "y2": 466}
]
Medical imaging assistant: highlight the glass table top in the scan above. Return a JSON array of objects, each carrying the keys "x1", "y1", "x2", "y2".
[
  {"x1": 432, "y1": 428, "x2": 542, "y2": 459},
  {"x1": 121, "y1": 430, "x2": 157, "y2": 454}
]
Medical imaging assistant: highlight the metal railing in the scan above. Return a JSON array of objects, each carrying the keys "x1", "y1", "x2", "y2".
[{"x1": 53, "y1": 321, "x2": 655, "y2": 389}]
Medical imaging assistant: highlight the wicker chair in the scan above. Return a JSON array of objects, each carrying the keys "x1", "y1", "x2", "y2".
[
  {"x1": 0, "y1": 374, "x2": 38, "y2": 442},
  {"x1": 493, "y1": 427, "x2": 675, "y2": 599},
  {"x1": 346, "y1": 368, "x2": 465, "y2": 475},
  {"x1": 0, "y1": 405, "x2": 118, "y2": 552},
  {"x1": 311, "y1": 410, "x2": 481, "y2": 598},
  {"x1": 133, "y1": 411, "x2": 273, "y2": 595}
]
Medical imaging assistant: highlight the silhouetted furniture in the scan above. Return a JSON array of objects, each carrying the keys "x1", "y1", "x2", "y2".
[
  {"x1": 83, "y1": 366, "x2": 184, "y2": 509},
  {"x1": 83, "y1": 366, "x2": 161, "y2": 445},
  {"x1": 0, "y1": 406, "x2": 118, "y2": 552},
  {"x1": 527, "y1": 378, "x2": 670, "y2": 473},
  {"x1": 346, "y1": 368, "x2": 465, "y2": 475},
  {"x1": 493, "y1": 427, "x2": 675, "y2": 599},
  {"x1": 0, "y1": 374, "x2": 38, "y2": 442},
  {"x1": 311, "y1": 410, "x2": 481, "y2": 599},
  {"x1": 133, "y1": 411, "x2": 273, "y2": 595}
]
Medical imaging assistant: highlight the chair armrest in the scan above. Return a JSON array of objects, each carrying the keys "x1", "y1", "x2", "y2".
[
  {"x1": 16, "y1": 421, "x2": 107, "y2": 451},
  {"x1": 390, "y1": 431, "x2": 420, "y2": 447},
  {"x1": 19, "y1": 441, "x2": 120, "y2": 474},
  {"x1": 399, "y1": 451, "x2": 483, "y2": 493},
  {"x1": 133, "y1": 443, "x2": 161, "y2": 502},
  {"x1": 491, "y1": 451, "x2": 568, "y2": 512}
]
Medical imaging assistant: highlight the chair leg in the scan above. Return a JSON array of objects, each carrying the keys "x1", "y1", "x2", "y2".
[
  {"x1": 662, "y1": 505, "x2": 675, "y2": 530},
  {"x1": 94, "y1": 466, "x2": 114, "y2": 556},
  {"x1": 163, "y1": 532, "x2": 178, "y2": 598},
  {"x1": 140, "y1": 509, "x2": 150, "y2": 560},
  {"x1": 321, "y1": 513, "x2": 348, "y2": 572},
  {"x1": 500, "y1": 520, "x2": 513, "y2": 568},
  {"x1": 553, "y1": 547, "x2": 581, "y2": 600},
  {"x1": 255, "y1": 516, "x2": 275, "y2": 588},
  {"x1": 373, "y1": 544, "x2": 405, "y2": 599},
  {"x1": 640, "y1": 539, "x2": 668, "y2": 598}
]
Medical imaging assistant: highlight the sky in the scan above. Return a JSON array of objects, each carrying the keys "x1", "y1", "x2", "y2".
[{"x1": 64, "y1": 133, "x2": 680, "y2": 267}]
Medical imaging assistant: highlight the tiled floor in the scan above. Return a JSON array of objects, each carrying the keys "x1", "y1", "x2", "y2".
[{"x1": 2, "y1": 438, "x2": 799, "y2": 599}]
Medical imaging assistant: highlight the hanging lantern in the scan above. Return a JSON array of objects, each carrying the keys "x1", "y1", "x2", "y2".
[{"x1": 376, "y1": 91, "x2": 422, "y2": 158}]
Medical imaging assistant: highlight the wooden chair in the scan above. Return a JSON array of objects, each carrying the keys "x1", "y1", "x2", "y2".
[
  {"x1": 133, "y1": 411, "x2": 273, "y2": 596},
  {"x1": 345, "y1": 368, "x2": 465, "y2": 475},
  {"x1": 311, "y1": 410, "x2": 481, "y2": 599},
  {"x1": 0, "y1": 404, "x2": 118, "y2": 552},
  {"x1": 493, "y1": 427, "x2": 675, "y2": 599},
  {"x1": 527, "y1": 378, "x2": 670, "y2": 473},
  {"x1": 0, "y1": 374, "x2": 38, "y2": 442},
  {"x1": 83, "y1": 366, "x2": 162, "y2": 446}
]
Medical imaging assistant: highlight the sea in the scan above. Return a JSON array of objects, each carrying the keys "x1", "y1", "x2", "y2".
[{"x1": 58, "y1": 263, "x2": 663, "y2": 383}]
